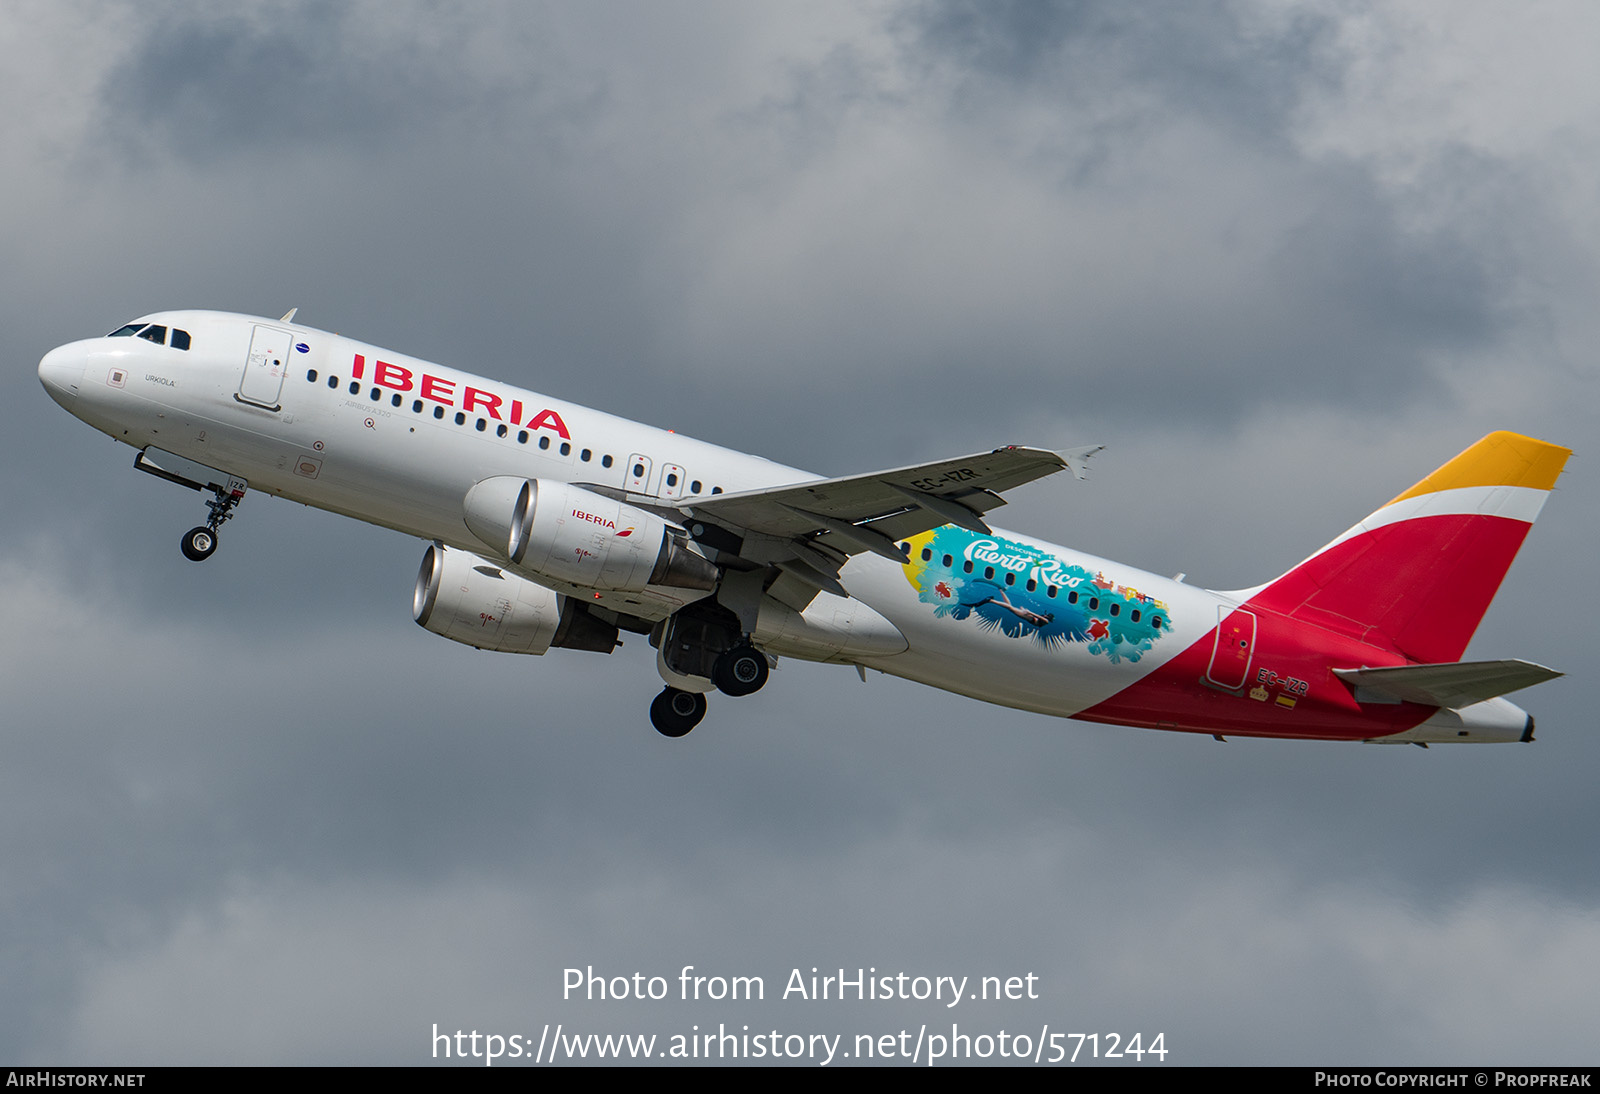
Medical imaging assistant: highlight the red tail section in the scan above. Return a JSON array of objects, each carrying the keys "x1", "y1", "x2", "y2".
[
  {"x1": 1248, "y1": 432, "x2": 1570, "y2": 663},
  {"x1": 1077, "y1": 432, "x2": 1570, "y2": 742}
]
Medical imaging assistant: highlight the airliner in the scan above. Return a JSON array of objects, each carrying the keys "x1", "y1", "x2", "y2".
[{"x1": 38, "y1": 310, "x2": 1570, "y2": 742}]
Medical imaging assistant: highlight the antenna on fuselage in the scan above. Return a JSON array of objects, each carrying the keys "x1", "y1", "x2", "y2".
[{"x1": 280, "y1": 308, "x2": 298, "y2": 323}]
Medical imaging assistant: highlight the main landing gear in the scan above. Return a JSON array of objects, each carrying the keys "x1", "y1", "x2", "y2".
[
  {"x1": 180, "y1": 478, "x2": 246, "y2": 563},
  {"x1": 712, "y1": 643, "x2": 769, "y2": 697},
  {"x1": 648, "y1": 644, "x2": 771, "y2": 738},
  {"x1": 650, "y1": 688, "x2": 707, "y2": 737},
  {"x1": 648, "y1": 605, "x2": 773, "y2": 738}
]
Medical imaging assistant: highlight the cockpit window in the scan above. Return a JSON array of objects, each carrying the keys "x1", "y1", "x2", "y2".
[
  {"x1": 105, "y1": 322, "x2": 191, "y2": 348},
  {"x1": 107, "y1": 322, "x2": 188, "y2": 347}
]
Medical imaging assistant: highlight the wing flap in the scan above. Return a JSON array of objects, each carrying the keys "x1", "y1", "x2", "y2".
[{"x1": 679, "y1": 445, "x2": 1092, "y2": 544}]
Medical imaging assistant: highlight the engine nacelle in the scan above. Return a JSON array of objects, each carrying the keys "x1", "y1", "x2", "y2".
[
  {"x1": 413, "y1": 543, "x2": 617, "y2": 655},
  {"x1": 462, "y1": 477, "x2": 718, "y2": 594}
]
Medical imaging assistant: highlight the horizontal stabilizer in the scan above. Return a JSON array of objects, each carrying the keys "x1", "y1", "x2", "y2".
[{"x1": 1334, "y1": 659, "x2": 1562, "y2": 709}]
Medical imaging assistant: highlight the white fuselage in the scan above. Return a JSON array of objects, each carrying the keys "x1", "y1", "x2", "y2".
[{"x1": 36, "y1": 311, "x2": 1233, "y2": 721}]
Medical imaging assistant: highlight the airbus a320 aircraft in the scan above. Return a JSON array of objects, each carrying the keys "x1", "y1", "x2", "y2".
[{"x1": 39, "y1": 310, "x2": 1570, "y2": 742}]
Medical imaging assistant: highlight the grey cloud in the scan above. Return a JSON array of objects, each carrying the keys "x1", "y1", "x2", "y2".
[
  {"x1": 95, "y1": 2, "x2": 552, "y2": 162},
  {"x1": 625, "y1": 2, "x2": 1514, "y2": 453},
  {"x1": 905, "y1": 0, "x2": 1339, "y2": 147},
  {"x1": 7, "y1": 0, "x2": 1598, "y2": 1066}
]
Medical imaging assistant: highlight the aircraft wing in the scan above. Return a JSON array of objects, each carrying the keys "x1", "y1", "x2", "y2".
[{"x1": 673, "y1": 445, "x2": 1100, "y2": 591}]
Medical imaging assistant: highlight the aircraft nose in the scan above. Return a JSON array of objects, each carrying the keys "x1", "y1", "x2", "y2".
[{"x1": 38, "y1": 343, "x2": 85, "y2": 405}]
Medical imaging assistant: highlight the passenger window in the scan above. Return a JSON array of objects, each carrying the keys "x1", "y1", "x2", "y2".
[
  {"x1": 433, "y1": 406, "x2": 445, "y2": 419},
  {"x1": 1110, "y1": 603, "x2": 1120, "y2": 616},
  {"x1": 306, "y1": 370, "x2": 318, "y2": 383},
  {"x1": 517, "y1": 431, "x2": 528, "y2": 444},
  {"x1": 1089, "y1": 597, "x2": 1099, "y2": 611},
  {"x1": 413, "y1": 400, "x2": 423, "y2": 413},
  {"x1": 1151, "y1": 616, "x2": 1163, "y2": 630},
  {"x1": 539, "y1": 436, "x2": 550, "y2": 450},
  {"x1": 497, "y1": 424, "x2": 508, "y2": 438},
  {"x1": 391, "y1": 394, "x2": 402, "y2": 408},
  {"x1": 666, "y1": 472, "x2": 677, "y2": 486},
  {"x1": 602, "y1": 455, "x2": 613, "y2": 468},
  {"x1": 349, "y1": 381, "x2": 360, "y2": 395},
  {"x1": 1004, "y1": 573, "x2": 1015, "y2": 585},
  {"x1": 691, "y1": 480, "x2": 702, "y2": 493},
  {"x1": 328, "y1": 376, "x2": 339, "y2": 389},
  {"x1": 370, "y1": 387, "x2": 380, "y2": 401},
  {"x1": 171, "y1": 329, "x2": 191, "y2": 351},
  {"x1": 963, "y1": 561, "x2": 973, "y2": 574},
  {"x1": 1068, "y1": 591, "x2": 1078, "y2": 604},
  {"x1": 1026, "y1": 579, "x2": 1036, "y2": 592},
  {"x1": 1047, "y1": 586, "x2": 1057, "y2": 599},
  {"x1": 1131, "y1": 609, "x2": 1141, "y2": 623},
  {"x1": 633, "y1": 463, "x2": 645, "y2": 478},
  {"x1": 941, "y1": 554, "x2": 952, "y2": 567},
  {"x1": 921, "y1": 548, "x2": 932, "y2": 562},
  {"x1": 581, "y1": 449, "x2": 592, "y2": 462},
  {"x1": 475, "y1": 419, "x2": 486, "y2": 432},
  {"x1": 137, "y1": 325, "x2": 166, "y2": 345},
  {"x1": 560, "y1": 442, "x2": 571, "y2": 456}
]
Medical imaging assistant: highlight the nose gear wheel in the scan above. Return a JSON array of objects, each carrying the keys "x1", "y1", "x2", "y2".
[
  {"x1": 181, "y1": 526, "x2": 218, "y2": 561},
  {"x1": 180, "y1": 480, "x2": 245, "y2": 562}
]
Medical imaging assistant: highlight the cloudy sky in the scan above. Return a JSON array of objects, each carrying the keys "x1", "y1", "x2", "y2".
[{"x1": 5, "y1": 0, "x2": 1597, "y2": 1066}]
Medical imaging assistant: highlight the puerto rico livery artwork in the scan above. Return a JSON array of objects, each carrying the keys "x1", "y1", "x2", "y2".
[
  {"x1": 39, "y1": 309, "x2": 1569, "y2": 743},
  {"x1": 902, "y1": 528, "x2": 1168, "y2": 663}
]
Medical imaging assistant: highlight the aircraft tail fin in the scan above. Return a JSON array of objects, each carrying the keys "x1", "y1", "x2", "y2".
[{"x1": 1249, "y1": 432, "x2": 1570, "y2": 664}]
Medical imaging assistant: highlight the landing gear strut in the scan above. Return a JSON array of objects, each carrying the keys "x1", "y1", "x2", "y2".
[
  {"x1": 650, "y1": 688, "x2": 707, "y2": 737},
  {"x1": 180, "y1": 478, "x2": 246, "y2": 563}
]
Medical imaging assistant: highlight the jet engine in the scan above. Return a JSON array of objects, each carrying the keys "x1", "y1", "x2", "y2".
[
  {"x1": 461, "y1": 477, "x2": 718, "y2": 594},
  {"x1": 413, "y1": 543, "x2": 618, "y2": 654}
]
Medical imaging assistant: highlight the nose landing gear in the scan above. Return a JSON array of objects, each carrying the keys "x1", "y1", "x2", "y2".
[
  {"x1": 179, "y1": 476, "x2": 246, "y2": 562},
  {"x1": 132, "y1": 448, "x2": 248, "y2": 563}
]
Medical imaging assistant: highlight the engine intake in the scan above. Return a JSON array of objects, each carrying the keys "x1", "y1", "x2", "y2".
[{"x1": 413, "y1": 543, "x2": 618, "y2": 655}]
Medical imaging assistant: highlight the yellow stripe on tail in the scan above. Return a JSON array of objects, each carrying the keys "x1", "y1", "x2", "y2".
[{"x1": 1387, "y1": 431, "x2": 1571, "y2": 506}]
